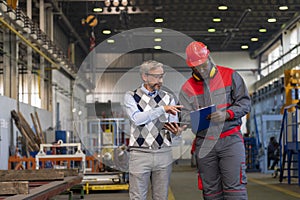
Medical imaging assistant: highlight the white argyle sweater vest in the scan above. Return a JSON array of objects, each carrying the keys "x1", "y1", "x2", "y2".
[{"x1": 128, "y1": 88, "x2": 174, "y2": 149}]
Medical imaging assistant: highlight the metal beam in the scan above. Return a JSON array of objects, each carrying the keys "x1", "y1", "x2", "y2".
[
  {"x1": 251, "y1": 12, "x2": 300, "y2": 59},
  {"x1": 254, "y1": 54, "x2": 300, "y2": 90},
  {"x1": 0, "y1": 17, "x2": 59, "y2": 69},
  {"x1": 50, "y1": 0, "x2": 89, "y2": 54}
]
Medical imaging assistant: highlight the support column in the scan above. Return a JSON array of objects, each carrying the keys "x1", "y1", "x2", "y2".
[
  {"x1": 39, "y1": 0, "x2": 45, "y2": 109},
  {"x1": 46, "y1": 3, "x2": 53, "y2": 112},
  {"x1": 3, "y1": 31, "x2": 17, "y2": 100},
  {"x1": 27, "y1": 47, "x2": 32, "y2": 105},
  {"x1": 40, "y1": 57, "x2": 45, "y2": 109},
  {"x1": 26, "y1": 0, "x2": 33, "y2": 105}
]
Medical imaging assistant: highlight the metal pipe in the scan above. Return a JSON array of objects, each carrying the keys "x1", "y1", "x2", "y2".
[{"x1": 221, "y1": 9, "x2": 251, "y2": 49}]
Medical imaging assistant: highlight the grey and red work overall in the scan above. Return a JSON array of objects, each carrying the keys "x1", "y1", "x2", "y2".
[{"x1": 179, "y1": 65, "x2": 251, "y2": 200}]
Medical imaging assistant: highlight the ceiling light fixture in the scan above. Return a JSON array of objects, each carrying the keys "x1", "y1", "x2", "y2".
[
  {"x1": 104, "y1": 0, "x2": 111, "y2": 7},
  {"x1": 267, "y1": 18, "x2": 276, "y2": 23},
  {"x1": 102, "y1": 29, "x2": 111, "y2": 34},
  {"x1": 212, "y1": 18, "x2": 221, "y2": 22},
  {"x1": 154, "y1": 28, "x2": 163, "y2": 33},
  {"x1": 259, "y1": 28, "x2": 267, "y2": 33},
  {"x1": 121, "y1": 0, "x2": 128, "y2": 6},
  {"x1": 251, "y1": 37, "x2": 259, "y2": 42},
  {"x1": 154, "y1": 18, "x2": 164, "y2": 23},
  {"x1": 218, "y1": 5, "x2": 228, "y2": 10},
  {"x1": 93, "y1": 7, "x2": 103, "y2": 12},
  {"x1": 279, "y1": 5, "x2": 288, "y2": 10},
  {"x1": 154, "y1": 45, "x2": 161, "y2": 50},
  {"x1": 112, "y1": 0, "x2": 119, "y2": 7},
  {"x1": 241, "y1": 45, "x2": 248, "y2": 49},
  {"x1": 208, "y1": 28, "x2": 216, "y2": 32},
  {"x1": 154, "y1": 38, "x2": 162, "y2": 42},
  {"x1": 107, "y1": 39, "x2": 115, "y2": 43}
]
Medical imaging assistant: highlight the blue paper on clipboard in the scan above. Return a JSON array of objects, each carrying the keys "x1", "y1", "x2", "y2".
[{"x1": 190, "y1": 104, "x2": 216, "y2": 133}]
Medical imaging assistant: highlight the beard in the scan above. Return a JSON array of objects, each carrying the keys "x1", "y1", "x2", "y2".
[{"x1": 149, "y1": 82, "x2": 162, "y2": 91}]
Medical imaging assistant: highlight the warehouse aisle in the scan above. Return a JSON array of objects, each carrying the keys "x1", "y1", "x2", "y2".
[{"x1": 53, "y1": 160, "x2": 300, "y2": 200}]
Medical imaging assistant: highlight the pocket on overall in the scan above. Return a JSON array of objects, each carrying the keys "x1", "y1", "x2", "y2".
[{"x1": 240, "y1": 162, "x2": 247, "y2": 184}]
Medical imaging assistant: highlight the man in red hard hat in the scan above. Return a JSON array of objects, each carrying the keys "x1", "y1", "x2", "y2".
[{"x1": 179, "y1": 41, "x2": 251, "y2": 200}]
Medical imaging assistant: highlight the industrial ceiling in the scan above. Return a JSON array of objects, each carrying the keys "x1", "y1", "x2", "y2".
[{"x1": 22, "y1": 0, "x2": 300, "y2": 57}]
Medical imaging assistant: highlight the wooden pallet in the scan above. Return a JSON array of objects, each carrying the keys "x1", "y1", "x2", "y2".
[{"x1": 0, "y1": 169, "x2": 82, "y2": 199}]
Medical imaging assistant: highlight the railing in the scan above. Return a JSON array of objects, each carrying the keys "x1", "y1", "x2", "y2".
[
  {"x1": 279, "y1": 104, "x2": 300, "y2": 185},
  {"x1": 35, "y1": 140, "x2": 86, "y2": 173}
]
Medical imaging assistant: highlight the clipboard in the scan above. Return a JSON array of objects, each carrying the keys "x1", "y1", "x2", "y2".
[{"x1": 190, "y1": 104, "x2": 216, "y2": 133}]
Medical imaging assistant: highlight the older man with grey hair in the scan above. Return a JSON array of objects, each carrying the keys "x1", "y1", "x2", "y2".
[{"x1": 123, "y1": 60, "x2": 185, "y2": 200}]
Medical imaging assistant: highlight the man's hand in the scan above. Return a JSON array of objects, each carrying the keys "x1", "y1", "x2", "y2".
[
  {"x1": 164, "y1": 105, "x2": 183, "y2": 115},
  {"x1": 209, "y1": 111, "x2": 229, "y2": 122},
  {"x1": 164, "y1": 122, "x2": 187, "y2": 135}
]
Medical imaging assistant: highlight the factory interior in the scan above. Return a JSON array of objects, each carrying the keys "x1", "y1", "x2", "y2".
[{"x1": 0, "y1": 0, "x2": 300, "y2": 199}]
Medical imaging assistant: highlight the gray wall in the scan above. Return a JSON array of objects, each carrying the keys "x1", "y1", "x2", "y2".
[{"x1": 0, "y1": 95, "x2": 52, "y2": 170}]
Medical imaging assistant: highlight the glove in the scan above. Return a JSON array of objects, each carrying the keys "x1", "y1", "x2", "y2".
[{"x1": 209, "y1": 110, "x2": 229, "y2": 122}]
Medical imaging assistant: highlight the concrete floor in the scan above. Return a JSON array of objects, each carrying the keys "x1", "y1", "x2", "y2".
[{"x1": 52, "y1": 160, "x2": 300, "y2": 200}]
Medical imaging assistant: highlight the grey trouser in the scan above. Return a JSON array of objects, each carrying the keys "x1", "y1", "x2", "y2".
[
  {"x1": 196, "y1": 133, "x2": 248, "y2": 200},
  {"x1": 129, "y1": 148, "x2": 173, "y2": 200}
]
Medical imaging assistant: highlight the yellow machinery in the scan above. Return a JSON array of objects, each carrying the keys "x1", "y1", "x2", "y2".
[
  {"x1": 277, "y1": 69, "x2": 300, "y2": 185},
  {"x1": 282, "y1": 69, "x2": 300, "y2": 112}
]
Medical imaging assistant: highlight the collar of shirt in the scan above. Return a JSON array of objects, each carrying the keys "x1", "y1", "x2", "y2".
[{"x1": 141, "y1": 84, "x2": 157, "y2": 96}]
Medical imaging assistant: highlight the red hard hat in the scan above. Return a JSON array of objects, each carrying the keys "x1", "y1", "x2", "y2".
[{"x1": 186, "y1": 41, "x2": 210, "y2": 67}]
